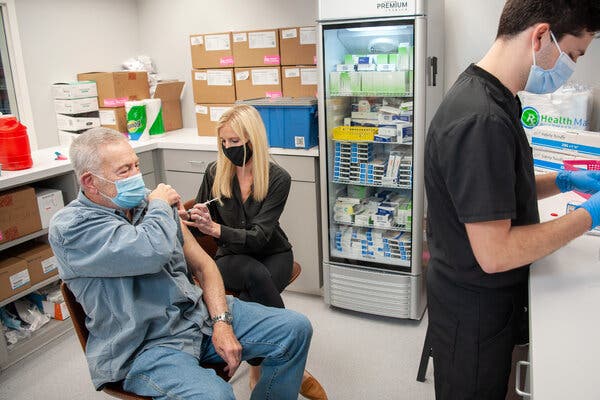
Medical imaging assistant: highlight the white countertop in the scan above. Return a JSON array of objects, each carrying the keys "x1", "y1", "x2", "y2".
[
  {"x1": 530, "y1": 192, "x2": 600, "y2": 399},
  {"x1": 0, "y1": 128, "x2": 319, "y2": 190}
]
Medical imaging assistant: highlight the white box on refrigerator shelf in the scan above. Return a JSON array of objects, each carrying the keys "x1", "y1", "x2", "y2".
[
  {"x1": 53, "y1": 97, "x2": 99, "y2": 114},
  {"x1": 51, "y1": 81, "x2": 97, "y2": 99},
  {"x1": 57, "y1": 130, "x2": 86, "y2": 147},
  {"x1": 35, "y1": 188, "x2": 65, "y2": 229}
]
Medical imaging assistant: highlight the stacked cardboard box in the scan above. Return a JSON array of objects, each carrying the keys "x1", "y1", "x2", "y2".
[
  {"x1": 190, "y1": 32, "x2": 236, "y2": 136},
  {"x1": 279, "y1": 26, "x2": 317, "y2": 98},
  {"x1": 51, "y1": 81, "x2": 100, "y2": 146},
  {"x1": 189, "y1": 26, "x2": 318, "y2": 136},
  {"x1": 77, "y1": 71, "x2": 151, "y2": 134}
]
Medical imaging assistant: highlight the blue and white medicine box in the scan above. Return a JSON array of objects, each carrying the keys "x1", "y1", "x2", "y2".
[{"x1": 238, "y1": 98, "x2": 318, "y2": 149}]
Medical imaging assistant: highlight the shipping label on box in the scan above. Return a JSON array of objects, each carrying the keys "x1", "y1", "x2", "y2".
[
  {"x1": 282, "y1": 66, "x2": 318, "y2": 98},
  {"x1": 35, "y1": 188, "x2": 64, "y2": 229},
  {"x1": 12, "y1": 242, "x2": 58, "y2": 285},
  {"x1": 190, "y1": 32, "x2": 234, "y2": 69},
  {"x1": 51, "y1": 81, "x2": 97, "y2": 99},
  {"x1": 0, "y1": 187, "x2": 42, "y2": 244},
  {"x1": 54, "y1": 97, "x2": 99, "y2": 114}
]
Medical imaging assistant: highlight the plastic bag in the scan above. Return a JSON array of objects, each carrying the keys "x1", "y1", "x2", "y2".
[
  {"x1": 14, "y1": 298, "x2": 50, "y2": 332},
  {"x1": 519, "y1": 84, "x2": 592, "y2": 131},
  {"x1": 122, "y1": 55, "x2": 161, "y2": 96}
]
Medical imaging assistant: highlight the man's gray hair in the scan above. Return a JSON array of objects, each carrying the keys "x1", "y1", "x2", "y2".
[{"x1": 70, "y1": 127, "x2": 129, "y2": 179}]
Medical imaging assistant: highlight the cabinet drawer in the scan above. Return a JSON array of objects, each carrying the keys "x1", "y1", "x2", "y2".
[
  {"x1": 137, "y1": 151, "x2": 154, "y2": 175},
  {"x1": 164, "y1": 171, "x2": 204, "y2": 201},
  {"x1": 163, "y1": 149, "x2": 216, "y2": 173},
  {"x1": 271, "y1": 155, "x2": 316, "y2": 182}
]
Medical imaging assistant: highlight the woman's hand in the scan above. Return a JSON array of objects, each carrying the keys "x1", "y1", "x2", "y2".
[{"x1": 182, "y1": 203, "x2": 220, "y2": 237}]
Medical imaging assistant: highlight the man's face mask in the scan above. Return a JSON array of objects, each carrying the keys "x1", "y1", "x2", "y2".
[
  {"x1": 524, "y1": 31, "x2": 576, "y2": 94},
  {"x1": 222, "y1": 142, "x2": 253, "y2": 167},
  {"x1": 92, "y1": 173, "x2": 147, "y2": 209}
]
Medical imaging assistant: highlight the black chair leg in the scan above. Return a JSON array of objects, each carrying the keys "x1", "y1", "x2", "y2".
[{"x1": 416, "y1": 329, "x2": 432, "y2": 382}]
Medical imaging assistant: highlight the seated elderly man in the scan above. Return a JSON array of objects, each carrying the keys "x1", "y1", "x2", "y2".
[{"x1": 49, "y1": 128, "x2": 312, "y2": 400}]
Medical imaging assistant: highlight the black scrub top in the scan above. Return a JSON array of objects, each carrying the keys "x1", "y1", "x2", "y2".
[
  {"x1": 195, "y1": 161, "x2": 292, "y2": 258},
  {"x1": 424, "y1": 63, "x2": 539, "y2": 289}
]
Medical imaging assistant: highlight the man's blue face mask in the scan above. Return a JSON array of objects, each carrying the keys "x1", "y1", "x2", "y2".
[
  {"x1": 524, "y1": 31, "x2": 576, "y2": 94},
  {"x1": 92, "y1": 173, "x2": 147, "y2": 209}
]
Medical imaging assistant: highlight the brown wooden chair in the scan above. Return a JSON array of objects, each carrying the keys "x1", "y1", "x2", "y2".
[
  {"x1": 61, "y1": 282, "x2": 230, "y2": 400},
  {"x1": 182, "y1": 199, "x2": 302, "y2": 294}
]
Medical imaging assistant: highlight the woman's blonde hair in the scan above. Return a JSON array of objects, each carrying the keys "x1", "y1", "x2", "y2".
[{"x1": 212, "y1": 104, "x2": 270, "y2": 201}]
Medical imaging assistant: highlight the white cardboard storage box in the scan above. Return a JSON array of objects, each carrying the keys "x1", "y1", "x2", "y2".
[
  {"x1": 51, "y1": 81, "x2": 98, "y2": 99},
  {"x1": 53, "y1": 97, "x2": 99, "y2": 114},
  {"x1": 35, "y1": 188, "x2": 64, "y2": 229}
]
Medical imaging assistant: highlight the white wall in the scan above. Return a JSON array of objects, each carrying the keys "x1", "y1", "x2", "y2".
[
  {"x1": 14, "y1": 0, "x2": 139, "y2": 149},
  {"x1": 135, "y1": 0, "x2": 318, "y2": 131},
  {"x1": 444, "y1": 0, "x2": 600, "y2": 129}
]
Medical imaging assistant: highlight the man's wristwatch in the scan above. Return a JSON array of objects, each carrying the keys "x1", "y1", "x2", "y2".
[{"x1": 211, "y1": 311, "x2": 233, "y2": 325}]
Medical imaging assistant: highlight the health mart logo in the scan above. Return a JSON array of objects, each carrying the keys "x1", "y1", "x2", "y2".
[{"x1": 521, "y1": 106, "x2": 540, "y2": 129}]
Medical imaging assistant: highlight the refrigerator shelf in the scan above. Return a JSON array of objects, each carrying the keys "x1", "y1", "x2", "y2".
[
  {"x1": 332, "y1": 178, "x2": 412, "y2": 190},
  {"x1": 329, "y1": 91, "x2": 413, "y2": 98},
  {"x1": 330, "y1": 250, "x2": 411, "y2": 267},
  {"x1": 332, "y1": 138, "x2": 412, "y2": 145},
  {"x1": 334, "y1": 219, "x2": 411, "y2": 232}
]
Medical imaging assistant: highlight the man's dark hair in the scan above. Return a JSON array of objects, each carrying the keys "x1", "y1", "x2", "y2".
[{"x1": 496, "y1": 0, "x2": 600, "y2": 40}]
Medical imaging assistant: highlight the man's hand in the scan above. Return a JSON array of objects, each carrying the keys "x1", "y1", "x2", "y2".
[
  {"x1": 148, "y1": 183, "x2": 181, "y2": 206},
  {"x1": 211, "y1": 323, "x2": 242, "y2": 377},
  {"x1": 556, "y1": 170, "x2": 600, "y2": 194}
]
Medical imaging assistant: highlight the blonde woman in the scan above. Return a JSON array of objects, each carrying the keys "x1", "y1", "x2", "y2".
[{"x1": 183, "y1": 104, "x2": 327, "y2": 399}]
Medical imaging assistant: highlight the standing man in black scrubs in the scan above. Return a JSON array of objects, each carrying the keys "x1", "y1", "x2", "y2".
[{"x1": 424, "y1": 1, "x2": 600, "y2": 399}]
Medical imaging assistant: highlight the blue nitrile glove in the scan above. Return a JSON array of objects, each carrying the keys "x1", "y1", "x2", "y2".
[
  {"x1": 578, "y1": 191, "x2": 600, "y2": 229},
  {"x1": 555, "y1": 170, "x2": 600, "y2": 194}
]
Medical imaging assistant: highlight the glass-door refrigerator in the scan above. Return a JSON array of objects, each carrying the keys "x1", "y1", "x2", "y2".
[{"x1": 317, "y1": 0, "x2": 443, "y2": 320}]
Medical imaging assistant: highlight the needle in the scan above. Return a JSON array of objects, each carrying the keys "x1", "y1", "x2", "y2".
[{"x1": 186, "y1": 198, "x2": 219, "y2": 217}]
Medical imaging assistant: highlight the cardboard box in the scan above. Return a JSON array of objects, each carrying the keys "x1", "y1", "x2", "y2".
[
  {"x1": 51, "y1": 81, "x2": 97, "y2": 99},
  {"x1": 234, "y1": 67, "x2": 282, "y2": 100},
  {"x1": 0, "y1": 186, "x2": 42, "y2": 244},
  {"x1": 0, "y1": 257, "x2": 31, "y2": 301},
  {"x1": 282, "y1": 66, "x2": 318, "y2": 98},
  {"x1": 55, "y1": 111, "x2": 100, "y2": 131},
  {"x1": 77, "y1": 71, "x2": 150, "y2": 108},
  {"x1": 232, "y1": 29, "x2": 280, "y2": 67},
  {"x1": 99, "y1": 107, "x2": 127, "y2": 133},
  {"x1": 42, "y1": 300, "x2": 70, "y2": 320},
  {"x1": 35, "y1": 188, "x2": 64, "y2": 229},
  {"x1": 154, "y1": 80, "x2": 185, "y2": 131},
  {"x1": 195, "y1": 104, "x2": 234, "y2": 136},
  {"x1": 279, "y1": 27, "x2": 317, "y2": 65},
  {"x1": 192, "y1": 69, "x2": 236, "y2": 104},
  {"x1": 11, "y1": 242, "x2": 58, "y2": 285},
  {"x1": 190, "y1": 32, "x2": 234, "y2": 69},
  {"x1": 53, "y1": 97, "x2": 99, "y2": 114}
]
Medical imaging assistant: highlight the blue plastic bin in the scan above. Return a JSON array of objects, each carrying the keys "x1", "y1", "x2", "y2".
[{"x1": 240, "y1": 99, "x2": 318, "y2": 149}]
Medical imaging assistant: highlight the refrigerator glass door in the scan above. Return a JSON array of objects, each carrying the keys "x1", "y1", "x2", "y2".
[{"x1": 323, "y1": 20, "x2": 415, "y2": 272}]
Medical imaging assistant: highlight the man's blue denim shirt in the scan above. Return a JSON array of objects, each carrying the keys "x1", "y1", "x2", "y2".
[{"x1": 49, "y1": 191, "x2": 234, "y2": 389}]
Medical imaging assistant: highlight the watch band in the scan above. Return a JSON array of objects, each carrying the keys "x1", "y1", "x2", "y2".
[{"x1": 211, "y1": 311, "x2": 233, "y2": 325}]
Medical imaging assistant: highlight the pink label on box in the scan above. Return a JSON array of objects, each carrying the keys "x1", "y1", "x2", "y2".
[
  {"x1": 103, "y1": 97, "x2": 128, "y2": 107},
  {"x1": 313, "y1": 55, "x2": 317, "y2": 64},
  {"x1": 0, "y1": 231, "x2": 3, "y2": 241},
  {"x1": 266, "y1": 91, "x2": 282, "y2": 98},
  {"x1": 220, "y1": 56, "x2": 234, "y2": 66},
  {"x1": 264, "y1": 55, "x2": 280, "y2": 64}
]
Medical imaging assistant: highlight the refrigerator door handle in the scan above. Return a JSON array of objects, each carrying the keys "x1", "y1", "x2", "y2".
[{"x1": 427, "y1": 56, "x2": 438, "y2": 87}]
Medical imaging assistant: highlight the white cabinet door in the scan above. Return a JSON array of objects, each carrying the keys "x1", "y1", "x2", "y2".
[
  {"x1": 280, "y1": 180, "x2": 322, "y2": 295},
  {"x1": 164, "y1": 171, "x2": 204, "y2": 202}
]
